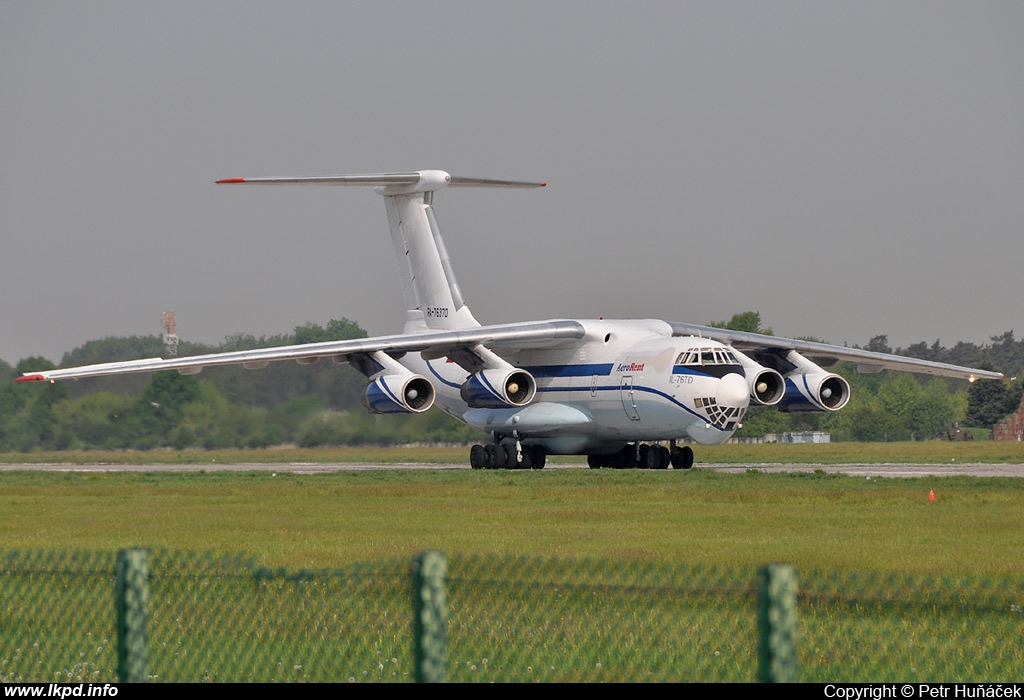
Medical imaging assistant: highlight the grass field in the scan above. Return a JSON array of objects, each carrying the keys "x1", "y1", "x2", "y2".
[{"x1": 1, "y1": 462, "x2": 1021, "y2": 575}]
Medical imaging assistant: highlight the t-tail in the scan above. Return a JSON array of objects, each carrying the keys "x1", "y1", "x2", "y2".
[{"x1": 216, "y1": 170, "x2": 545, "y2": 333}]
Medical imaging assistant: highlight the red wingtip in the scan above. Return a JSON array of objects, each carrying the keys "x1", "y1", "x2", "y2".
[
  {"x1": 15, "y1": 374, "x2": 47, "y2": 383},
  {"x1": 216, "y1": 178, "x2": 246, "y2": 184},
  {"x1": 541, "y1": 182, "x2": 547, "y2": 187}
]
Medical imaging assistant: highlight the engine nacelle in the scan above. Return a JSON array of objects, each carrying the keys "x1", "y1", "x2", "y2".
[
  {"x1": 779, "y1": 372, "x2": 851, "y2": 413},
  {"x1": 731, "y1": 348, "x2": 786, "y2": 406},
  {"x1": 747, "y1": 366, "x2": 786, "y2": 406},
  {"x1": 362, "y1": 373, "x2": 435, "y2": 414},
  {"x1": 460, "y1": 368, "x2": 537, "y2": 409}
]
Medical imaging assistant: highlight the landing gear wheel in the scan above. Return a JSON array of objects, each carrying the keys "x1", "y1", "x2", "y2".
[
  {"x1": 587, "y1": 454, "x2": 602, "y2": 469},
  {"x1": 646, "y1": 445, "x2": 669, "y2": 469},
  {"x1": 498, "y1": 443, "x2": 516, "y2": 469},
  {"x1": 638, "y1": 444, "x2": 651, "y2": 469},
  {"x1": 484, "y1": 444, "x2": 497, "y2": 469},
  {"x1": 470, "y1": 444, "x2": 486, "y2": 469},
  {"x1": 671, "y1": 445, "x2": 694, "y2": 470},
  {"x1": 492, "y1": 443, "x2": 508, "y2": 469},
  {"x1": 530, "y1": 445, "x2": 546, "y2": 470}
]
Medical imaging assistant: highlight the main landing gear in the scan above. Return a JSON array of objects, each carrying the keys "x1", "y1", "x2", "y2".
[
  {"x1": 469, "y1": 441, "x2": 547, "y2": 470},
  {"x1": 586, "y1": 442, "x2": 694, "y2": 470}
]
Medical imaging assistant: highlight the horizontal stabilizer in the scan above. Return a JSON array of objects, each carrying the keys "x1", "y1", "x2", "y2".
[{"x1": 217, "y1": 170, "x2": 545, "y2": 194}]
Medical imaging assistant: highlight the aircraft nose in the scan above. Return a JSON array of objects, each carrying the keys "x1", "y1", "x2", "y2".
[{"x1": 716, "y1": 372, "x2": 749, "y2": 408}]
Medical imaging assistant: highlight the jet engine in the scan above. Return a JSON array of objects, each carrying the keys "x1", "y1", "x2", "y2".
[
  {"x1": 733, "y1": 350, "x2": 786, "y2": 406},
  {"x1": 779, "y1": 372, "x2": 851, "y2": 413},
  {"x1": 748, "y1": 349, "x2": 851, "y2": 413},
  {"x1": 460, "y1": 368, "x2": 537, "y2": 409},
  {"x1": 747, "y1": 366, "x2": 786, "y2": 406},
  {"x1": 362, "y1": 372, "x2": 435, "y2": 414}
]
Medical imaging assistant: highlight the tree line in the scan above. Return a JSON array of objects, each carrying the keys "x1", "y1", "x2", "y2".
[
  {"x1": 0, "y1": 319, "x2": 480, "y2": 452},
  {"x1": 1, "y1": 313, "x2": 1022, "y2": 452}
]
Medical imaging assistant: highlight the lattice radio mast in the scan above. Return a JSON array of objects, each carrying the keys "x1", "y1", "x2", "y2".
[{"x1": 160, "y1": 311, "x2": 179, "y2": 357}]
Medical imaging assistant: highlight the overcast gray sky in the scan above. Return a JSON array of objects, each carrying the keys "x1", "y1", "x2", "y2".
[{"x1": 3, "y1": 1, "x2": 1022, "y2": 366}]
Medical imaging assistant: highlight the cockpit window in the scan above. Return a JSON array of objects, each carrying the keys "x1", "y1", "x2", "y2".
[{"x1": 675, "y1": 347, "x2": 740, "y2": 366}]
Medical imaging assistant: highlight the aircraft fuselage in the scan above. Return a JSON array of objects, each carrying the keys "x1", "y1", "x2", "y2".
[{"x1": 402, "y1": 318, "x2": 749, "y2": 455}]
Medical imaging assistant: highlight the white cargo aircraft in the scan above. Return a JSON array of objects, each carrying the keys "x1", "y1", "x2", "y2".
[{"x1": 18, "y1": 170, "x2": 1003, "y2": 469}]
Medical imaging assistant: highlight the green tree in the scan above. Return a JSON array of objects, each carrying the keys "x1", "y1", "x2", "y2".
[
  {"x1": 131, "y1": 371, "x2": 202, "y2": 445},
  {"x1": 733, "y1": 406, "x2": 790, "y2": 439},
  {"x1": 709, "y1": 311, "x2": 772, "y2": 335},
  {"x1": 293, "y1": 317, "x2": 367, "y2": 344},
  {"x1": 966, "y1": 370, "x2": 1020, "y2": 428},
  {"x1": 911, "y1": 378, "x2": 959, "y2": 439},
  {"x1": 0, "y1": 358, "x2": 69, "y2": 451},
  {"x1": 832, "y1": 393, "x2": 891, "y2": 442},
  {"x1": 875, "y1": 373, "x2": 923, "y2": 440},
  {"x1": 865, "y1": 335, "x2": 892, "y2": 354},
  {"x1": 142, "y1": 371, "x2": 201, "y2": 416},
  {"x1": 175, "y1": 382, "x2": 247, "y2": 449},
  {"x1": 50, "y1": 392, "x2": 136, "y2": 450}
]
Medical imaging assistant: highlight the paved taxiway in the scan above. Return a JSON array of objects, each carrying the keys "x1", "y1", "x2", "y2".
[{"x1": 2, "y1": 462, "x2": 1021, "y2": 477}]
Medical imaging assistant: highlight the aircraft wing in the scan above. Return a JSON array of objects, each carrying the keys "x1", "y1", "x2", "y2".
[
  {"x1": 668, "y1": 322, "x2": 1004, "y2": 381},
  {"x1": 16, "y1": 320, "x2": 586, "y2": 382}
]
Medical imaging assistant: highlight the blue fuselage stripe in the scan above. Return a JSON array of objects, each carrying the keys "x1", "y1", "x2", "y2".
[
  {"x1": 523, "y1": 363, "x2": 615, "y2": 378},
  {"x1": 535, "y1": 384, "x2": 721, "y2": 430},
  {"x1": 425, "y1": 360, "x2": 726, "y2": 432}
]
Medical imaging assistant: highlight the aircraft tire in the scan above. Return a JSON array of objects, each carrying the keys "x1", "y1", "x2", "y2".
[
  {"x1": 470, "y1": 444, "x2": 486, "y2": 469},
  {"x1": 671, "y1": 445, "x2": 694, "y2": 470},
  {"x1": 614, "y1": 446, "x2": 632, "y2": 469},
  {"x1": 587, "y1": 454, "x2": 602, "y2": 469},
  {"x1": 530, "y1": 445, "x2": 546, "y2": 470},
  {"x1": 492, "y1": 443, "x2": 508, "y2": 469},
  {"x1": 645, "y1": 445, "x2": 669, "y2": 469},
  {"x1": 502, "y1": 443, "x2": 517, "y2": 469},
  {"x1": 637, "y1": 444, "x2": 651, "y2": 469},
  {"x1": 484, "y1": 444, "x2": 497, "y2": 469}
]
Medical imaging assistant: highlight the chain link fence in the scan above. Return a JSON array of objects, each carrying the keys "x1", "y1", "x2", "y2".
[{"x1": 1, "y1": 549, "x2": 1020, "y2": 682}]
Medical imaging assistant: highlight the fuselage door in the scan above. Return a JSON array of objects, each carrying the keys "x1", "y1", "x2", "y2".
[{"x1": 620, "y1": 376, "x2": 640, "y2": 421}]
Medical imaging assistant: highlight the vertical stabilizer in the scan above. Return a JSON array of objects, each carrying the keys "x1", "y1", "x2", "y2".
[
  {"x1": 216, "y1": 169, "x2": 545, "y2": 333},
  {"x1": 383, "y1": 192, "x2": 480, "y2": 332}
]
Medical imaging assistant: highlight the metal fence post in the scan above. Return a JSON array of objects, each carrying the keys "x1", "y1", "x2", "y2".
[
  {"x1": 412, "y1": 551, "x2": 448, "y2": 683},
  {"x1": 757, "y1": 564, "x2": 798, "y2": 682},
  {"x1": 116, "y1": 548, "x2": 150, "y2": 683}
]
